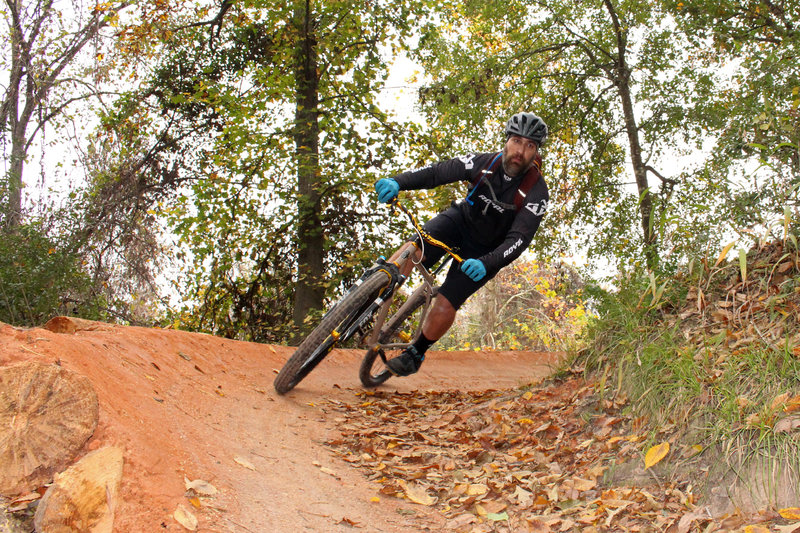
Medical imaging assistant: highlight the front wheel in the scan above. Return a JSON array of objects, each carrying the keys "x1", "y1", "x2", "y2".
[
  {"x1": 274, "y1": 271, "x2": 391, "y2": 395},
  {"x1": 358, "y1": 287, "x2": 429, "y2": 388}
]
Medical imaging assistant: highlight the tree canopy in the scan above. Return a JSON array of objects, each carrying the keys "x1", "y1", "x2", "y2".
[{"x1": 0, "y1": 0, "x2": 797, "y2": 343}]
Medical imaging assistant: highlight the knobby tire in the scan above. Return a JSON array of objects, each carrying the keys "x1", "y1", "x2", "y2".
[{"x1": 274, "y1": 271, "x2": 391, "y2": 395}]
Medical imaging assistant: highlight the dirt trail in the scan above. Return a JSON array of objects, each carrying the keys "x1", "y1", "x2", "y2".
[{"x1": 0, "y1": 319, "x2": 562, "y2": 532}]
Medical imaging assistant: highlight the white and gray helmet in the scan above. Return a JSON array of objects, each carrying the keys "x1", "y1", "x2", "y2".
[{"x1": 505, "y1": 112, "x2": 548, "y2": 146}]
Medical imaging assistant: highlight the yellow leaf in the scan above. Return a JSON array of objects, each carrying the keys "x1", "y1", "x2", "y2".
[
  {"x1": 517, "y1": 418, "x2": 535, "y2": 424},
  {"x1": 522, "y1": 391, "x2": 533, "y2": 400},
  {"x1": 644, "y1": 442, "x2": 670, "y2": 469},
  {"x1": 401, "y1": 480, "x2": 436, "y2": 506},
  {"x1": 173, "y1": 504, "x2": 198, "y2": 530},
  {"x1": 370, "y1": 496, "x2": 380, "y2": 503},
  {"x1": 779, "y1": 507, "x2": 800, "y2": 520},
  {"x1": 467, "y1": 483, "x2": 489, "y2": 496},
  {"x1": 744, "y1": 525, "x2": 770, "y2": 533},
  {"x1": 715, "y1": 241, "x2": 736, "y2": 266}
]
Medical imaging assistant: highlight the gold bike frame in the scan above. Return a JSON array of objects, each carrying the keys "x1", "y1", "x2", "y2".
[{"x1": 363, "y1": 200, "x2": 462, "y2": 352}]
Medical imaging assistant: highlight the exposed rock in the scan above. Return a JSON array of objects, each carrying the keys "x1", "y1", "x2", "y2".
[{"x1": 33, "y1": 446, "x2": 124, "y2": 533}]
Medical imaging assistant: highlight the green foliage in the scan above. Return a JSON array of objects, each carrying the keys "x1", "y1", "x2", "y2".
[
  {"x1": 579, "y1": 237, "x2": 800, "y2": 487},
  {"x1": 102, "y1": 0, "x2": 438, "y2": 341},
  {"x1": 412, "y1": 0, "x2": 694, "y2": 272},
  {"x1": 0, "y1": 225, "x2": 100, "y2": 326},
  {"x1": 670, "y1": 0, "x2": 800, "y2": 238},
  {"x1": 410, "y1": 0, "x2": 799, "y2": 278}
]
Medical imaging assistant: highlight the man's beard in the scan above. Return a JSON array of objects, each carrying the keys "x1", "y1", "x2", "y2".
[{"x1": 502, "y1": 152, "x2": 532, "y2": 177}]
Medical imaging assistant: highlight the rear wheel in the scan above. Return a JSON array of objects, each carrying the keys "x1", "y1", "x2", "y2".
[
  {"x1": 274, "y1": 271, "x2": 391, "y2": 394},
  {"x1": 358, "y1": 287, "x2": 430, "y2": 388}
]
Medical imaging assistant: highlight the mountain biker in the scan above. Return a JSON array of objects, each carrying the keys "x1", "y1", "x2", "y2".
[{"x1": 374, "y1": 111, "x2": 550, "y2": 377}]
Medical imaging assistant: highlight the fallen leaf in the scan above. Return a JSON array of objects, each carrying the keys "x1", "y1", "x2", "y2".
[
  {"x1": 527, "y1": 517, "x2": 551, "y2": 532},
  {"x1": 785, "y1": 396, "x2": 800, "y2": 413},
  {"x1": 174, "y1": 504, "x2": 198, "y2": 531},
  {"x1": 779, "y1": 507, "x2": 800, "y2": 520},
  {"x1": 487, "y1": 511, "x2": 509, "y2": 521},
  {"x1": 644, "y1": 442, "x2": 670, "y2": 469},
  {"x1": 233, "y1": 456, "x2": 256, "y2": 471},
  {"x1": 401, "y1": 480, "x2": 436, "y2": 506},
  {"x1": 8, "y1": 492, "x2": 40, "y2": 511},
  {"x1": 513, "y1": 485, "x2": 533, "y2": 505},
  {"x1": 678, "y1": 510, "x2": 708, "y2": 533},
  {"x1": 743, "y1": 525, "x2": 771, "y2": 533},
  {"x1": 772, "y1": 392, "x2": 791, "y2": 410},
  {"x1": 774, "y1": 416, "x2": 800, "y2": 433},
  {"x1": 312, "y1": 461, "x2": 339, "y2": 478},
  {"x1": 571, "y1": 477, "x2": 596, "y2": 491},
  {"x1": 184, "y1": 477, "x2": 218, "y2": 496},
  {"x1": 467, "y1": 483, "x2": 489, "y2": 496}
]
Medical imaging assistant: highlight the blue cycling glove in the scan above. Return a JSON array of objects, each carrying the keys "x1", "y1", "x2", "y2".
[
  {"x1": 375, "y1": 178, "x2": 400, "y2": 204},
  {"x1": 461, "y1": 258, "x2": 487, "y2": 282}
]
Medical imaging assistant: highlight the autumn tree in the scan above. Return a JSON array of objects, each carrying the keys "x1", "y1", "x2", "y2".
[
  {"x1": 670, "y1": 0, "x2": 800, "y2": 235},
  {"x1": 0, "y1": 1, "x2": 199, "y2": 325},
  {"x1": 411, "y1": 0, "x2": 724, "y2": 273},
  {"x1": 0, "y1": 0, "x2": 133, "y2": 229},
  {"x1": 105, "y1": 0, "x2": 431, "y2": 340}
]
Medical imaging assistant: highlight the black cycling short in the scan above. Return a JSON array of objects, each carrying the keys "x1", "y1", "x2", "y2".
[{"x1": 414, "y1": 205, "x2": 498, "y2": 310}]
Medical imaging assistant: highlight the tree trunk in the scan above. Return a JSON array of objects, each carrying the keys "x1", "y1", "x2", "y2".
[
  {"x1": 0, "y1": 361, "x2": 99, "y2": 496},
  {"x1": 1, "y1": 0, "x2": 118, "y2": 230},
  {"x1": 291, "y1": 0, "x2": 326, "y2": 336},
  {"x1": 3, "y1": 3, "x2": 26, "y2": 230},
  {"x1": 604, "y1": 0, "x2": 659, "y2": 270}
]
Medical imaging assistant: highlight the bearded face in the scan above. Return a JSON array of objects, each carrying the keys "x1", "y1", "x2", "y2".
[{"x1": 502, "y1": 135, "x2": 539, "y2": 177}]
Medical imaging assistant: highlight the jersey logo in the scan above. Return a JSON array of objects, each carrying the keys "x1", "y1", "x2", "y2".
[
  {"x1": 503, "y1": 238, "x2": 524, "y2": 258},
  {"x1": 458, "y1": 154, "x2": 476, "y2": 170},
  {"x1": 525, "y1": 199, "x2": 549, "y2": 216}
]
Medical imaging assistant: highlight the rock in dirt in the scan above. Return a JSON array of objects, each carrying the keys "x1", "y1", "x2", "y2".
[
  {"x1": 33, "y1": 446, "x2": 124, "y2": 533},
  {"x1": 0, "y1": 361, "x2": 99, "y2": 496}
]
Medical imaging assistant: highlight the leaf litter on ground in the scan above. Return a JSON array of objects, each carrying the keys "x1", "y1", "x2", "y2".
[{"x1": 324, "y1": 373, "x2": 800, "y2": 532}]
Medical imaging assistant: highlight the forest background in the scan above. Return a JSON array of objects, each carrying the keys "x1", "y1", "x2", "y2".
[{"x1": 1, "y1": 0, "x2": 797, "y2": 352}]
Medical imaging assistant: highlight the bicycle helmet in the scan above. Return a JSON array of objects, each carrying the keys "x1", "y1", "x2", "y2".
[{"x1": 505, "y1": 112, "x2": 548, "y2": 146}]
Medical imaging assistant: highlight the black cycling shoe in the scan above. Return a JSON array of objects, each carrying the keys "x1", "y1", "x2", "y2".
[{"x1": 386, "y1": 346, "x2": 425, "y2": 376}]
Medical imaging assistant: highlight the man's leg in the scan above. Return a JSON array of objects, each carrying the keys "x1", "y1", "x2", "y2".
[
  {"x1": 386, "y1": 294, "x2": 456, "y2": 377},
  {"x1": 387, "y1": 241, "x2": 422, "y2": 277},
  {"x1": 422, "y1": 293, "x2": 456, "y2": 341}
]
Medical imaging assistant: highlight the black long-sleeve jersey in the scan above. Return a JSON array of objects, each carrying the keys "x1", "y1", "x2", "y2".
[{"x1": 391, "y1": 152, "x2": 549, "y2": 273}]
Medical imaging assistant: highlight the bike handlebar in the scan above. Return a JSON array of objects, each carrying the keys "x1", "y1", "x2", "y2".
[{"x1": 389, "y1": 198, "x2": 463, "y2": 264}]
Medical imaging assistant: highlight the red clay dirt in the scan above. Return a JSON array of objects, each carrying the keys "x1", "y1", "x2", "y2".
[{"x1": 0, "y1": 318, "x2": 562, "y2": 532}]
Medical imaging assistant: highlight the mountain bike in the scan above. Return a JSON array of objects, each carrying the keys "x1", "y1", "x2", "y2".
[{"x1": 273, "y1": 199, "x2": 462, "y2": 395}]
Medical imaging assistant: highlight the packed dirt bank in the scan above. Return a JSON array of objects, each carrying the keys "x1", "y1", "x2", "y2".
[{"x1": 0, "y1": 318, "x2": 562, "y2": 532}]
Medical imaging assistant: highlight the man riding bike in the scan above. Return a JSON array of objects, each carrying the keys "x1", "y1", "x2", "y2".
[{"x1": 374, "y1": 111, "x2": 550, "y2": 377}]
